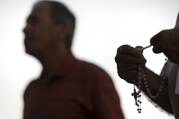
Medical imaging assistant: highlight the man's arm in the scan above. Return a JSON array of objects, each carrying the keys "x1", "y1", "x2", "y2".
[{"x1": 139, "y1": 68, "x2": 173, "y2": 114}]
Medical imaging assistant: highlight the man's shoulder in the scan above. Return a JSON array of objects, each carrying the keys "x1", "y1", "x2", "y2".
[
  {"x1": 78, "y1": 60, "x2": 106, "y2": 73},
  {"x1": 77, "y1": 59, "x2": 112, "y2": 80}
]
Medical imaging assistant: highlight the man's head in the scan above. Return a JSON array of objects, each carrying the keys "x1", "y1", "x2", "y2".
[{"x1": 23, "y1": 0, "x2": 75, "y2": 57}]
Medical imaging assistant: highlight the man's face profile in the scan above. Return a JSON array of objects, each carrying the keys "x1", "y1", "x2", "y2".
[{"x1": 23, "y1": 2, "x2": 58, "y2": 56}]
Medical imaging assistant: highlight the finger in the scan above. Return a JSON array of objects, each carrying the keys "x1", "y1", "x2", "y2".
[
  {"x1": 150, "y1": 30, "x2": 167, "y2": 53},
  {"x1": 117, "y1": 45, "x2": 142, "y2": 58},
  {"x1": 150, "y1": 33, "x2": 159, "y2": 46},
  {"x1": 150, "y1": 31, "x2": 163, "y2": 53},
  {"x1": 115, "y1": 53, "x2": 145, "y2": 64},
  {"x1": 150, "y1": 30, "x2": 168, "y2": 45},
  {"x1": 152, "y1": 45, "x2": 163, "y2": 53}
]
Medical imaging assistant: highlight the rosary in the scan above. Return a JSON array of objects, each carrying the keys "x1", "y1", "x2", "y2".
[{"x1": 132, "y1": 45, "x2": 166, "y2": 113}]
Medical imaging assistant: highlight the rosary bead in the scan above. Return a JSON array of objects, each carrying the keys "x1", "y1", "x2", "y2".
[{"x1": 132, "y1": 64, "x2": 166, "y2": 113}]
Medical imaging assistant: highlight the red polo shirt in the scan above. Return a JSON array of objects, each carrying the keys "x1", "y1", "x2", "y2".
[{"x1": 23, "y1": 53, "x2": 125, "y2": 119}]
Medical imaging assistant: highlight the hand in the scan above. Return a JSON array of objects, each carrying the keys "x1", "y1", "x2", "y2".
[
  {"x1": 150, "y1": 28, "x2": 179, "y2": 64},
  {"x1": 115, "y1": 45, "x2": 146, "y2": 84}
]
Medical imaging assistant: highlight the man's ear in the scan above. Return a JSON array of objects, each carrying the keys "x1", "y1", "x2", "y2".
[{"x1": 54, "y1": 24, "x2": 70, "y2": 39}]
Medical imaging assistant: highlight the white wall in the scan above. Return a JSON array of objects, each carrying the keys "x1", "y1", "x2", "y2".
[{"x1": 0, "y1": 0, "x2": 178, "y2": 119}]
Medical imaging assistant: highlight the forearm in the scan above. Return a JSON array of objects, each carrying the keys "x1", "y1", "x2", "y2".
[{"x1": 136, "y1": 68, "x2": 173, "y2": 114}]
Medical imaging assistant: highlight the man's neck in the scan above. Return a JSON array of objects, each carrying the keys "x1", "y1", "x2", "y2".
[{"x1": 40, "y1": 46, "x2": 69, "y2": 78}]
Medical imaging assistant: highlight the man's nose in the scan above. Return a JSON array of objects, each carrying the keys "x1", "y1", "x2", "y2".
[{"x1": 23, "y1": 24, "x2": 33, "y2": 34}]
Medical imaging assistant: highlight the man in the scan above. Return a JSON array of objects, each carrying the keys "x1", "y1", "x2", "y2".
[
  {"x1": 115, "y1": 14, "x2": 179, "y2": 118},
  {"x1": 23, "y1": 0, "x2": 124, "y2": 119}
]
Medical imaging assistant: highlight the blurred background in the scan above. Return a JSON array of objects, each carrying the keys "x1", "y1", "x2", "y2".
[{"x1": 0, "y1": 0, "x2": 179, "y2": 118}]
